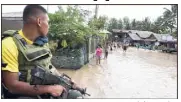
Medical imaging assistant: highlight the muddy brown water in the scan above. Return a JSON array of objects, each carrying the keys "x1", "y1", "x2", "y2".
[{"x1": 57, "y1": 47, "x2": 177, "y2": 98}]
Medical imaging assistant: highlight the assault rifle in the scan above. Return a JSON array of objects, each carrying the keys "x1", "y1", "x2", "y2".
[{"x1": 30, "y1": 66, "x2": 90, "y2": 99}]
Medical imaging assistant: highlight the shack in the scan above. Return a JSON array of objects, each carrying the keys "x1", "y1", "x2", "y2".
[{"x1": 154, "y1": 34, "x2": 177, "y2": 53}]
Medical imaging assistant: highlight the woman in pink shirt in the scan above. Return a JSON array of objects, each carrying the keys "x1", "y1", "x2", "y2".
[{"x1": 96, "y1": 45, "x2": 103, "y2": 65}]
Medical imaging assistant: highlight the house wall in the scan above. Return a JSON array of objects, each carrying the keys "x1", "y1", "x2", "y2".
[
  {"x1": 113, "y1": 33, "x2": 128, "y2": 42},
  {"x1": 2, "y1": 18, "x2": 23, "y2": 33}
]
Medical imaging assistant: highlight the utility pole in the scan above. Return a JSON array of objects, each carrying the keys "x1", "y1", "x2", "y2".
[
  {"x1": 94, "y1": 5, "x2": 99, "y2": 19},
  {"x1": 47, "y1": 5, "x2": 49, "y2": 13},
  {"x1": 94, "y1": 5, "x2": 99, "y2": 50}
]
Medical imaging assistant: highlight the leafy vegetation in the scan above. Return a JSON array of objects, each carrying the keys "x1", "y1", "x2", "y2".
[
  {"x1": 107, "y1": 5, "x2": 177, "y2": 37},
  {"x1": 48, "y1": 6, "x2": 92, "y2": 50},
  {"x1": 48, "y1": 5, "x2": 108, "y2": 51}
]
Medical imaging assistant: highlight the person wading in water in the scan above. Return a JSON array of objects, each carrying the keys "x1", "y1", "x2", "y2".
[
  {"x1": 122, "y1": 43, "x2": 127, "y2": 52},
  {"x1": 95, "y1": 45, "x2": 103, "y2": 65}
]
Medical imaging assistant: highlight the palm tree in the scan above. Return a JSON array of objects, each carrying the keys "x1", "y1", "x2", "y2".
[
  {"x1": 131, "y1": 19, "x2": 136, "y2": 30},
  {"x1": 108, "y1": 18, "x2": 118, "y2": 31},
  {"x1": 151, "y1": 16, "x2": 168, "y2": 34},
  {"x1": 142, "y1": 17, "x2": 151, "y2": 31},
  {"x1": 162, "y1": 5, "x2": 177, "y2": 33},
  {"x1": 123, "y1": 17, "x2": 131, "y2": 30},
  {"x1": 117, "y1": 18, "x2": 123, "y2": 29}
]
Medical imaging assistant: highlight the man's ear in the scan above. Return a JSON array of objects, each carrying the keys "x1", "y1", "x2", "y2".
[{"x1": 37, "y1": 18, "x2": 41, "y2": 27}]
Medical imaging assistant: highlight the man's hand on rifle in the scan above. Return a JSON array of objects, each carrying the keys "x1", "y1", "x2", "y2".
[
  {"x1": 47, "y1": 85, "x2": 66, "y2": 97},
  {"x1": 70, "y1": 79, "x2": 79, "y2": 89}
]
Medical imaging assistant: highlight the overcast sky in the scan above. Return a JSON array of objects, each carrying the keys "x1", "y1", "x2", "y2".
[{"x1": 2, "y1": 5, "x2": 171, "y2": 22}]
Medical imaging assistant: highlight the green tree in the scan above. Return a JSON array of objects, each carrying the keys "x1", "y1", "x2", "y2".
[
  {"x1": 131, "y1": 19, "x2": 137, "y2": 30},
  {"x1": 135, "y1": 21, "x2": 143, "y2": 31},
  {"x1": 123, "y1": 17, "x2": 131, "y2": 30},
  {"x1": 88, "y1": 16, "x2": 108, "y2": 30},
  {"x1": 104, "y1": 5, "x2": 177, "y2": 36},
  {"x1": 162, "y1": 5, "x2": 177, "y2": 33},
  {"x1": 142, "y1": 17, "x2": 152, "y2": 31},
  {"x1": 48, "y1": 5, "x2": 92, "y2": 49},
  {"x1": 172, "y1": 28, "x2": 177, "y2": 38},
  {"x1": 107, "y1": 18, "x2": 118, "y2": 31},
  {"x1": 117, "y1": 18, "x2": 123, "y2": 29},
  {"x1": 150, "y1": 16, "x2": 168, "y2": 33}
]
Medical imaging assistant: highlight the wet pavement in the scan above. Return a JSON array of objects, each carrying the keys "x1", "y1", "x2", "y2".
[{"x1": 57, "y1": 47, "x2": 177, "y2": 98}]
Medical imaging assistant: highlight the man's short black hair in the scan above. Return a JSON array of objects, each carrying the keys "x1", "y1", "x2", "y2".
[{"x1": 23, "y1": 5, "x2": 47, "y2": 24}]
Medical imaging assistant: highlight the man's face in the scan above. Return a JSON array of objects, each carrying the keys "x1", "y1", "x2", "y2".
[{"x1": 37, "y1": 13, "x2": 49, "y2": 36}]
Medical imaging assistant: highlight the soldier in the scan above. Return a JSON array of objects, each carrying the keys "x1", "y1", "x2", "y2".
[{"x1": 2, "y1": 5, "x2": 82, "y2": 99}]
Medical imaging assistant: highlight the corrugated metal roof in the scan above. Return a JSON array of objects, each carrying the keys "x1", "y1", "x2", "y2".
[
  {"x1": 2, "y1": 17, "x2": 23, "y2": 20},
  {"x1": 154, "y1": 33, "x2": 177, "y2": 42},
  {"x1": 128, "y1": 33, "x2": 141, "y2": 41},
  {"x1": 111, "y1": 29, "x2": 177, "y2": 42},
  {"x1": 2, "y1": 12, "x2": 23, "y2": 18},
  {"x1": 153, "y1": 34, "x2": 163, "y2": 41},
  {"x1": 112, "y1": 29, "x2": 154, "y2": 38},
  {"x1": 132, "y1": 31, "x2": 154, "y2": 38}
]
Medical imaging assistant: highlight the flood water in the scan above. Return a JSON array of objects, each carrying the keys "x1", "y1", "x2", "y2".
[{"x1": 57, "y1": 47, "x2": 177, "y2": 98}]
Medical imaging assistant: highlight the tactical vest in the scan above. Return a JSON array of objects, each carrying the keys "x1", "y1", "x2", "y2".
[{"x1": 2, "y1": 30, "x2": 54, "y2": 82}]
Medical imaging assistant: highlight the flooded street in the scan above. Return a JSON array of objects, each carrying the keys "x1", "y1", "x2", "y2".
[{"x1": 57, "y1": 47, "x2": 177, "y2": 98}]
